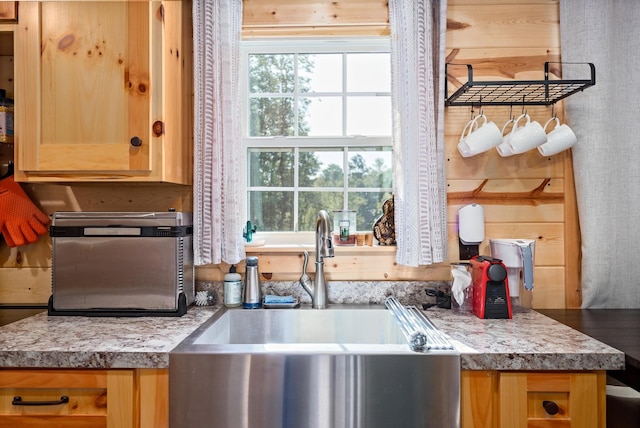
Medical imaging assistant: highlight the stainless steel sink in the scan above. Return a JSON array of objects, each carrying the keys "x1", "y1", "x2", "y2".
[{"x1": 170, "y1": 306, "x2": 460, "y2": 428}]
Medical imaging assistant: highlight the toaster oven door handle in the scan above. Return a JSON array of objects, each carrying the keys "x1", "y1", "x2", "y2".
[{"x1": 83, "y1": 227, "x2": 142, "y2": 236}]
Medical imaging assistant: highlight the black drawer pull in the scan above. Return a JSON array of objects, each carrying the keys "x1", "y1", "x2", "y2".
[
  {"x1": 12, "y1": 395, "x2": 69, "y2": 406},
  {"x1": 542, "y1": 400, "x2": 559, "y2": 415}
]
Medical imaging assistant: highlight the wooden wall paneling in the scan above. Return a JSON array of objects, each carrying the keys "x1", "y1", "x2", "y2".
[
  {"x1": 1, "y1": 0, "x2": 578, "y2": 307},
  {"x1": 446, "y1": 147, "x2": 563, "y2": 180},
  {"x1": 563, "y1": 149, "x2": 581, "y2": 308},
  {"x1": 243, "y1": 0, "x2": 388, "y2": 28},
  {"x1": 445, "y1": 47, "x2": 562, "y2": 101},
  {"x1": 447, "y1": 4, "x2": 560, "y2": 49},
  {"x1": 446, "y1": 223, "x2": 564, "y2": 265},
  {"x1": 0, "y1": 268, "x2": 51, "y2": 303},
  {"x1": 0, "y1": 183, "x2": 192, "y2": 304},
  {"x1": 534, "y1": 266, "x2": 565, "y2": 308},
  {"x1": 242, "y1": 0, "x2": 389, "y2": 37}
]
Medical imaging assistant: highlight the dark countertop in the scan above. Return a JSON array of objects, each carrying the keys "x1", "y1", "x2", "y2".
[{"x1": 538, "y1": 309, "x2": 640, "y2": 389}]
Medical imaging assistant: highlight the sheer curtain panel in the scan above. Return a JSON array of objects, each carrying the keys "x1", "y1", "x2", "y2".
[
  {"x1": 389, "y1": 0, "x2": 448, "y2": 267},
  {"x1": 193, "y1": 0, "x2": 246, "y2": 266}
]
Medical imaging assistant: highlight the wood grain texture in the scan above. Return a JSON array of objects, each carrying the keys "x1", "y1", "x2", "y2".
[
  {"x1": 447, "y1": 4, "x2": 560, "y2": 49},
  {"x1": 138, "y1": 369, "x2": 168, "y2": 428},
  {"x1": 461, "y1": 370, "x2": 498, "y2": 428},
  {"x1": 0, "y1": 369, "x2": 135, "y2": 428},
  {"x1": 0, "y1": 2, "x2": 16, "y2": 21},
  {"x1": 499, "y1": 371, "x2": 603, "y2": 428},
  {"x1": 3, "y1": 0, "x2": 579, "y2": 310}
]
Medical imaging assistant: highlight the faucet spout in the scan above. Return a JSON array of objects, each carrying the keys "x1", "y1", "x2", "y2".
[
  {"x1": 316, "y1": 210, "x2": 334, "y2": 261},
  {"x1": 300, "y1": 210, "x2": 334, "y2": 309}
]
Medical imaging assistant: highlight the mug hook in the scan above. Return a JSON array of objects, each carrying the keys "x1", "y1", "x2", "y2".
[{"x1": 551, "y1": 103, "x2": 557, "y2": 119}]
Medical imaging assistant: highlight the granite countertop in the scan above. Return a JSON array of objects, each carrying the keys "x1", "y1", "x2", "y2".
[
  {"x1": 0, "y1": 305, "x2": 625, "y2": 371},
  {"x1": 425, "y1": 308, "x2": 625, "y2": 371},
  {"x1": 0, "y1": 307, "x2": 219, "y2": 369}
]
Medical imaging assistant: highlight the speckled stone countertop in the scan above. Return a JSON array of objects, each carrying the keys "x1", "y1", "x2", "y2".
[
  {"x1": 0, "y1": 307, "x2": 219, "y2": 369},
  {"x1": 424, "y1": 308, "x2": 625, "y2": 371},
  {"x1": 0, "y1": 280, "x2": 626, "y2": 371}
]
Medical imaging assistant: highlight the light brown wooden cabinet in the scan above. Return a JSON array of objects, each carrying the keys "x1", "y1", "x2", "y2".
[
  {"x1": 0, "y1": 368, "x2": 168, "y2": 428},
  {"x1": 462, "y1": 370, "x2": 606, "y2": 428},
  {"x1": 0, "y1": 369, "x2": 135, "y2": 427},
  {"x1": 0, "y1": 2, "x2": 16, "y2": 22},
  {"x1": 13, "y1": 1, "x2": 192, "y2": 183}
]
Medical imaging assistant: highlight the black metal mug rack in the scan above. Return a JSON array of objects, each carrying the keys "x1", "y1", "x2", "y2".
[{"x1": 445, "y1": 62, "x2": 595, "y2": 107}]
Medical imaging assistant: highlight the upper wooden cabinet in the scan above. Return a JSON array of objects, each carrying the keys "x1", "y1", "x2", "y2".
[
  {"x1": 0, "y1": 2, "x2": 17, "y2": 22},
  {"x1": 13, "y1": 1, "x2": 193, "y2": 183}
]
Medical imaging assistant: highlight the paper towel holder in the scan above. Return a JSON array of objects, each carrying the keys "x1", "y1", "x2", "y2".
[{"x1": 458, "y1": 203, "x2": 484, "y2": 260}]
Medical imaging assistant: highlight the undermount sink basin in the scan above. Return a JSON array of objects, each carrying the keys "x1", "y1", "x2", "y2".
[{"x1": 170, "y1": 305, "x2": 461, "y2": 428}]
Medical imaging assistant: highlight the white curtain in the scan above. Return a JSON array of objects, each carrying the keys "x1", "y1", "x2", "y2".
[
  {"x1": 389, "y1": 0, "x2": 448, "y2": 267},
  {"x1": 193, "y1": 0, "x2": 246, "y2": 266},
  {"x1": 561, "y1": 1, "x2": 640, "y2": 307}
]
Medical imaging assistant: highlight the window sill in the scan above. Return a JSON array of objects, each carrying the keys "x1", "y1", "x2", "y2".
[
  {"x1": 244, "y1": 244, "x2": 397, "y2": 255},
  {"x1": 195, "y1": 243, "x2": 449, "y2": 282}
]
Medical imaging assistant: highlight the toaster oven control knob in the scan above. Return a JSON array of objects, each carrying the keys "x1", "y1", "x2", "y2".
[{"x1": 487, "y1": 263, "x2": 507, "y2": 282}]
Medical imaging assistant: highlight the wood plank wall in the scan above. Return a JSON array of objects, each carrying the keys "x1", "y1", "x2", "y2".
[{"x1": 0, "y1": 0, "x2": 580, "y2": 309}]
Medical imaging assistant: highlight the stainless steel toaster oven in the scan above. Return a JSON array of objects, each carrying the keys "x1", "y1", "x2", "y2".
[{"x1": 48, "y1": 211, "x2": 194, "y2": 317}]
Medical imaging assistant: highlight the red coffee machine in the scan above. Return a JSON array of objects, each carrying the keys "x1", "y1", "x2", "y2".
[{"x1": 470, "y1": 255, "x2": 512, "y2": 319}]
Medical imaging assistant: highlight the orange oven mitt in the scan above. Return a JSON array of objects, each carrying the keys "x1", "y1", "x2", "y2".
[{"x1": 0, "y1": 175, "x2": 50, "y2": 247}]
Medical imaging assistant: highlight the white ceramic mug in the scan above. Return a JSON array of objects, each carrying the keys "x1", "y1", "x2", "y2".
[
  {"x1": 496, "y1": 117, "x2": 518, "y2": 157},
  {"x1": 538, "y1": 117, "x2": 577, "y2": 156},
  {"x1": 457, "y1": 114, "x2": 503, "y2": 158},
  {"x1": 507, "y1": 113, "x2": 548, "y2": 154}
]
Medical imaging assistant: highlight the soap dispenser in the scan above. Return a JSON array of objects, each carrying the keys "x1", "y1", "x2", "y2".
[{"x1": 243, "y1": 256, "x2": 262, "y2": 309}]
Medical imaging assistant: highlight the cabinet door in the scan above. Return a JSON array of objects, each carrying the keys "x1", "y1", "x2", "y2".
[
  {"x1": 499, "y1": 371, "x2": 604, "y2": 428},
  {"x1": 0, "y1": 369, "x2": 135, "y2": 428},
  {"x1": 15, "y1": 1, "x2": 151, "y2": 177},
  {"x1": 0, "y1": 3, "x2": 16, "y2": 22}
]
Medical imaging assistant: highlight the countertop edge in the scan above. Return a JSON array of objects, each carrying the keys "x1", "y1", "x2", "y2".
[{"x1": 0, "y1": 306, "x2": 628, "y2": 372}]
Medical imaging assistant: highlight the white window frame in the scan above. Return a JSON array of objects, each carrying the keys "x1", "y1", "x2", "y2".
[{"x1": 241, "y1": 37, "x2": 392, "y2": 245}]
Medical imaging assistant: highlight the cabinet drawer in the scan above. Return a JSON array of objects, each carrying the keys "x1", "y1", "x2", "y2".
[
  {"x1": 0, "y1": 388, "x2": 106, "y2": 427},
  {"x1": 499, "y1": 372, "x2": 602, "y2": 428},
  {"x1": 0, "y1": 369, "x2": 134, "y2": 428}
]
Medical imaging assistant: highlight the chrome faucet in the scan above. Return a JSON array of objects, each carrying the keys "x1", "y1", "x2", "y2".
[{"x1": 299, "y1": 210, "x2": 335, "y2": 308}]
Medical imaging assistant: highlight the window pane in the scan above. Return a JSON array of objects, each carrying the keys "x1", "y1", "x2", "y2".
[
  {"x1": 348, "y1": 148, "x2": 393, "y2": 188},
  {"x1": 299, "y1": 54, "x2": 342, "y2": 93},
  {"x1": 248, "y1": 149, "x2": 294, "y2": 187},
  {"x1": 300, "y1": 97, "x2": 342, "y2": 136},
  {"x1": 299, "y1": 191, "x2": 343, "y2": 231},
  {"x1": 346, "y1": 53, "x2": 391, "y2": 92},
  {"x1": 249, "y1": 54, "x2": 295, "y2": 93},
  {"x1": 301, "y1": 148, "x2": 344, "y2": 187},
  {"x1": 249, "y1": 191, "x2": 294, "y2": 232},
  {"x1": 346, "y1": 97, "x2": 391, "y2": 135},
  {"x1": 348, "y1": 191, "x2": 393, "y2": 231},
  {"x1": 250, "y1": 97, "x2": 295, "y2": 136}
]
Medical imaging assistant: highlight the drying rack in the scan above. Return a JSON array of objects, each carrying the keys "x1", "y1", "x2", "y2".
[
  {"x1": 445, "y1": 62, "x2": 596, "y2": 107},
  {"x1": 385, "y1": 296, "x2": 454, "y2": 352}
]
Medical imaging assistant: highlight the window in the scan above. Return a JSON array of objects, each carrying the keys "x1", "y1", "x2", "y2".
[{"x1": 242, "y1": 38, "x2": 393, "y2": 242}]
